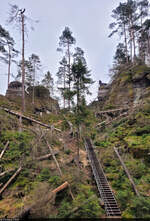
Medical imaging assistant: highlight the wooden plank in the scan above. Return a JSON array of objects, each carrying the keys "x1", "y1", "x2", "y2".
[
  {"x1": 0, "y1": 167, "x2": 22, "y2": 196},
  {"x1": 114, "y1": 147, "x2": 140, "y2": 197},
  {"x1": 0, "y1": 141, "x2": 9, "y2": 159}
]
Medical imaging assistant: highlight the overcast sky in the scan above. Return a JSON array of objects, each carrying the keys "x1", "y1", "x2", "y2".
[{"x1": 0, "y1": 0, "x2": 124, "y2": 103}]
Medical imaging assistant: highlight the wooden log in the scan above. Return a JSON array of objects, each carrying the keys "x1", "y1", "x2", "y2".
[
  {"x1": 114, "y1": 147, "x2": 140, "y2": 196},
  {"x1": 0, "y1": 169, "x2": 14, "y2": 177},
  {"x1": 96, "y1": 112, "x2": 128, "y2": 128},
  {"x1": 0, "y1": 141, "x2": 9, "y2": 159},
  {"x1": 46, "y1": 141, "x2": 62, "y2": 176},
  {"x1": 1, "y1": 107, "x2": 61, "y2": 133},
  {"x1": 35, "y1": 151, "x2": 59, "y2": 161},
  {"x1": 52, "y1": 181, "x2": 69, "y2": 194},
  {"x1": 96, "y1": 107, "x2": 129, "y2": 115},
  {"x1": 0, "y1": 167, "x2": 22, "y2": 196}
]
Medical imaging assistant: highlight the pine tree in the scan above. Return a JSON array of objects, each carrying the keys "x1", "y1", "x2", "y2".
[
  {"x1": 72, "y1": 47, "x2": 94, "y2": 168},
  {"x1": 0, "y1": 24, "x2": 18, "y2": 88},
  {"x1": 58, "y1": 27, "x2": 76, "y2": 110}
]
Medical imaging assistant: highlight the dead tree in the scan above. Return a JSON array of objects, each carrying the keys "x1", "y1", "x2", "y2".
[
  {"x1": 114, "y1": 147, "x2": 140, "y2": 196},
  {"x1": 0, "y1": 141, "x2": 9, "y2": 159},
  {"x1": 46, "y1": 141, "x2": 62, "y2": 176},
  {"x1": 0, "y1": 167, "x2": 22, "y2": 196}
]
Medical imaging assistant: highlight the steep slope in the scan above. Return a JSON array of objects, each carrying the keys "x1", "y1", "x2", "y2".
[
  {"x1": 91, "y1": 64, "x2": 150, "y2": 218},
  {"x1": 0, "y1": 97, "x2": 104, "y2": 219}
]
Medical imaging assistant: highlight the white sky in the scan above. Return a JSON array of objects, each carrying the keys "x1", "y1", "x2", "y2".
[{"x1": 0, "y1": 0, "x2": 124, "y2": 103}]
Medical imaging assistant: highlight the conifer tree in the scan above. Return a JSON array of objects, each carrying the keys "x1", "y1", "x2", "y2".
[
  {"x1": 72, "y1": 47, "x2": 94, "y2": 168},
  {"x1": 58, "y1": 27, "x2": 76, "y2": 110}
]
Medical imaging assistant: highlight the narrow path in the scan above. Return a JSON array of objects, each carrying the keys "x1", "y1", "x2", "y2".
[{"x1": 84, "y1": 138, "x2": 121, "y2": 217}]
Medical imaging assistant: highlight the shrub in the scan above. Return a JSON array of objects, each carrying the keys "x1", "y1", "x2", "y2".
[
  {"x1": 37, "y1": 168, "x2": 51, "y2": 181},
  {"x1": 130, "y1": 197, "x2": 150, "y2": 218},
  {"x1": 64, "y1": 149, "x2": 71, "y2": 155},
  {"x1": 0, "y1": 131, "x2": 31, "y2": 162},
  {"x1": 48, "y1": 175, "x2": 61, "y2": 186}
]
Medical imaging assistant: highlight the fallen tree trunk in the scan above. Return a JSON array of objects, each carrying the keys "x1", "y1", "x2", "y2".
[
  {"x1": 52, "y1": 181, "x2": 69, "y2": 194},
  {"x1": 0, "y1": 169, "x2": 14, "y2": 177},
  {"x1": 114, "y1": 147, "x2": 140, "y2": 197},
  {"x1": 96, "y1": 112, "x2": 128, "y2": 127},
  {"x1": 0, "y1": 167, "x2": 22, "y2": 196},
  {"x1": 46, "y1": 141, "x2": 62, "y2": 176},
  {"x1": 1, "y1": 107, "x2": 61, "y2": 133},
  {"x1": 96, "y1": 107, "x2": 129, "y2": 115},
  {"x1": 35, "y1": 151, "x2": 59, "y2": 161},
  {"x1": 0, "y1": 141, "x2": 9, "y2": 159}
]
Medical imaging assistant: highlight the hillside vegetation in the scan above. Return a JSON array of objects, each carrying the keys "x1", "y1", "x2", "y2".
[{"x1": 0, "y1": 64, "x2": 150, "y2": 218}]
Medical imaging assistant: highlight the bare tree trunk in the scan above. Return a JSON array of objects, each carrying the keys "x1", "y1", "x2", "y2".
[
  {"x1": 0, "y1": 167, "x2": 22, "y2": 196},
  {"x1": 114, "y1": 147, "x2": 140, "y2": 196},
  {"x1": 36, "y1": 151, "x2": 58, "y2": 161},
  {"x1": 0, "y1": 169, "x2": 14, "y2": 177},
  {"x1": 7, "y1": 43, "x2": 11, "y2": 89},
  {"x1": 123, "y1": 23, "x2": 128, "y2": 63},
  {"x1": 32, "y1": 62, "x2": 35, "y2": 105},
  {"x1": 130, "y1": 17, "x2": 136, "y2": 62},
  {"x1": 67, "y1": 42, "x2": 71, "y2": 110},
  {"x1": 46, "y1": 141, "x2": 62, "y2": 176},
  {"x1": 52, "y1": 181, "x2": 69, "y2": 194},
  {"x1": 21, "y1": 10, "x2": 25, "y2": 112},
  {"x1": 0, "y1": 141, "x2": 9, "y2": 159},
  {"x1": 63, "y1": 69, "x2": 66, "y2": 109}
]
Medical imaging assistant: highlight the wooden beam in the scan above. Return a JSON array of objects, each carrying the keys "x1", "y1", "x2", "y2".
[
  {"x1": 0, "y1": 141, "x2": 9, "y2": 159},
  {"x1": 114, "y1": 147, "x2": 140, "y2": 196}
]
